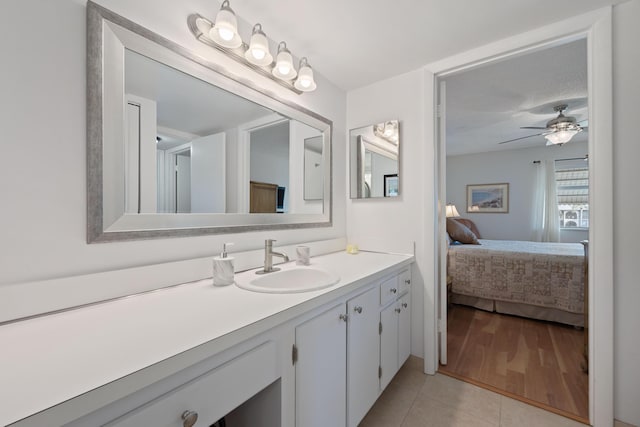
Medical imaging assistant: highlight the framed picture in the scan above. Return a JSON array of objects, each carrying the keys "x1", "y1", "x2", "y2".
[
  {"x1": 466, "y1": 183, "x2": 509, "y2": 213},
  {"x1": 384, "y1": 174, "x2": 399, "y2": 197}
]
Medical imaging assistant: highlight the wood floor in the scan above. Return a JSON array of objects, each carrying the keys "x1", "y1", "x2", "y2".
[{"x1": 439, "y1": 304, "x2": 588, "y2": 422}]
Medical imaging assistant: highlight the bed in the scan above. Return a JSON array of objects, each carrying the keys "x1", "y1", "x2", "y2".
[{"x1": 447, "y1": 220, "x2": 586, "y2": 327}]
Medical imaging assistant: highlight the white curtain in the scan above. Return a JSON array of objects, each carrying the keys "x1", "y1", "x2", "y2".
[{"x1": 532, "y1": 160, "x2": 561, "y2": 242}]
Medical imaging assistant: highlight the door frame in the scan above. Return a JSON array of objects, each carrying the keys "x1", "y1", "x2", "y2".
[{"x1": 424, "y1": 7, "x2": 613, "y2": 426}]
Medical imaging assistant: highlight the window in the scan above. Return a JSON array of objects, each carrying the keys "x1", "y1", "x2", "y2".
[{"x1": 556, "y1": 159, "x2": 589, "y2": 229}]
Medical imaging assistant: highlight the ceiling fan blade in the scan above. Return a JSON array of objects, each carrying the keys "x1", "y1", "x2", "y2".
[
  {"x1": 498, "y1": 133, "x2": 544, "y2": 144},
  {"x1": 520, "y1": 126, "x2": 547, "y2": 130}
]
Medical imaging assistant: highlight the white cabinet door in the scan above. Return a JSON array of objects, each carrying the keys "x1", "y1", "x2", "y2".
[
  {"x1": 295, "y1": 303, "x2": 347, "y2": 427},
  {"x1": 379, "y1": 303, "x2": 398, "y2": 391},
  {"x1": 347, "y1": 287, "x2": 380, "y2": 427},
  {"x1": 398, "y1": 293, "x2": 411, "y2": 367}
]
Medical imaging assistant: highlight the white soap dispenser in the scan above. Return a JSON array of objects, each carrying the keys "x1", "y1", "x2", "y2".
[{"x1": 213, "y1": 243, "x2": 235, "y2": 286}]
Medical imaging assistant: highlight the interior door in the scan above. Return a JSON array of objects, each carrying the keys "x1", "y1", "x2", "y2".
[{"x1": 437, "y1": 79, "x2": 448, "y2": 365}]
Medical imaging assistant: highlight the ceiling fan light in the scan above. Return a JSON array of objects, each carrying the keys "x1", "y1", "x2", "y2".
[
  {"x1": 244, "y1": 24, "x2": 273, "y2": 66},
  {"x1": 209, "y1": 0, "x2": 242, "y2": 49},
  {"x1": 545, "y1": 129, "x2": 579, "y2": 145},
  {"x1": 272, "y1": 42, "x2": 297, "y2": 80},
  {"x1": 294, "y1": 58, "x2": 317, "y2": 91}
]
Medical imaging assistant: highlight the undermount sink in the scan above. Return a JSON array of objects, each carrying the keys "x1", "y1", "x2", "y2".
[{"x1": 236, "y1": 266, "x2": 340, "y2": 294}]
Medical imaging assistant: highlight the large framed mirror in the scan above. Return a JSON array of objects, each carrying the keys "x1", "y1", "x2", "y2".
[
  {"x1": 87, "y1": 2, "x2": 332, "y2": 242},
  {"x1": 349, "y1": 120, "x2": 400, "y2": 198}
]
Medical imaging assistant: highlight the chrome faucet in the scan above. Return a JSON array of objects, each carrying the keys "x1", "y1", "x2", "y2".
[{"x1": 256, "y1": 239, "x2": 289, "y2": 274}]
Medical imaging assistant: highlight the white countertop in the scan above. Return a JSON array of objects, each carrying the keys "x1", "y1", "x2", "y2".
[{"x1": 0, "y1": 250, "x2": 413, "y2": 426}]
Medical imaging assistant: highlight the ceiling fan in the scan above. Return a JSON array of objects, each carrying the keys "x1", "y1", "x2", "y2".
[{"x1": 498, "y1": 104, "x2": 587, "y2": 146}]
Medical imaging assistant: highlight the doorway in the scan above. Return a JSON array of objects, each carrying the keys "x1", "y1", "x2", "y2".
[
  {"x1": 428, "y1": 9, "x2": 613, "y2": 426},
  {"x1": 436, "y1": 38, "x2": 590, "y2": 421}
]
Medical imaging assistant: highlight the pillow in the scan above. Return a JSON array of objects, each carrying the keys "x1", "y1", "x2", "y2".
[
  {"x1": 446, "y1": 218, "x2": 480, "y2": 245},
  {"x1": 453, "y1": 218, "x2": 482, "y2": 239}
]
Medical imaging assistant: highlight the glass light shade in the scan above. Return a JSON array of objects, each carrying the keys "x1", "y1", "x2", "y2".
[
  {"x1": 445, "y1": 204, "x2": 460, "y2": 218},
  {"x1": 294, "y1": 58, "x2": 317, "y2": 91},
  {"x1": 244, "y1": 24, "x2": 273, "y2": 66},
  {"x1": 209, "y1": 1, "x2": 242, "y2": 49},
  {"x1": 272, "y1": 42, "x2": 297, "y2": 80},
  {"x1": 545, "y1": 129, "x2": 579, "y2": 145}
]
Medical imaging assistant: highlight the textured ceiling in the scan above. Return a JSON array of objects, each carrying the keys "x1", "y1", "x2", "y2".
[{"x1": 444, "y1": 39, "x2": 588, "y2": 156}]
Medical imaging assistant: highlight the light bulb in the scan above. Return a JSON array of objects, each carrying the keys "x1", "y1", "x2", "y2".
[
  {"x1": 252, "y1": 48, "x2": 266, "y2": 60},
  {"x1": 278, "y1": 63, "x2": 291, "y2": 75},
  {"x1": 218, "y1": 27, "x2": 234, "y2": 41},
  {"x1": 300, "y1": 78, "x2": 311, "y2": 88},
  {"x1": 294, "y1": 57, "x2": 316, "y2": 92}
]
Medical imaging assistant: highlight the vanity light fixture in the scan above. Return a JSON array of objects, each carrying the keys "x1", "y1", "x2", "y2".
[
  {"x1": 244, "y1": 24, "x2": 273, "y2": 66},
  {"x1": 187, "y1": 1, "x2": 316, "y2": 94},
  {"x1": 273, "y1": 42, "x2": 297, "y2": 80},
  {"x1": 209, "y1": 0, "x2": 242, "y2": 48},
  {"x1": 294, "y1": 57, "x2": 317, "y2": 92}
]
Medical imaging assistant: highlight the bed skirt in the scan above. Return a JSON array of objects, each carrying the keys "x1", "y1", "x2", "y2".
[{"x1": 450, "y1": 292, "x2": 584, "y2": 327}]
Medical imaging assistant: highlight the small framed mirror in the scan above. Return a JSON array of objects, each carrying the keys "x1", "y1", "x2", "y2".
[{"x1": 349, "y1": 120, "x2": 400, "y2": 199}]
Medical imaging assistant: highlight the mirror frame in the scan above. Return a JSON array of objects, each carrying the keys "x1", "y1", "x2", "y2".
[{"x1": 87, "y1": 1, "x2": 332, "y2": 243}]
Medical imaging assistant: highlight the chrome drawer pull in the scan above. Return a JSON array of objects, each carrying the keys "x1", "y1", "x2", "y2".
[
  {"x1": 339, "y1": 314, "x2": 349, "y2": 322},
  {"x1": 354, "y1": 306, "x2": 363, "y2": 314},
  {"x1": 181, "y1": 410, "x2": 198, "y2": 427},
  {"x1": 402, "y1": 303, "x2": 408, "y2": 308},
  {"x1": 390, "y1": 288, "x2": 397, "y2": 294}
]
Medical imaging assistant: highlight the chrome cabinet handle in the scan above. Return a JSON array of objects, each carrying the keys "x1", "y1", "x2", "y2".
[
  {"x1": 390, "y1": 288, "x2": 397, "y2": 294},
  {"x1": 181, "y1": 410, "x2": 198, "y2": 427},
  {"x1": 354, "y1": 306, "x2": 363, "y2": 314},
  {"x1": 395, "y1": 308, "x2": 401, "y2": 313},
  {"x1": 402, "y1": 303, "x2": 408, "y2": 308},
  {"x1": 339, "y1": 314, "x2": 349, "y2": 322},
  {"x1": 405, "y1": 279, "x2": 411, "y2": 285}
]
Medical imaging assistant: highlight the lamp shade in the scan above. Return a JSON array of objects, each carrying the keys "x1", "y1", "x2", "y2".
[
  {"x1": 445, "y1": 204, "x2": 460, "y2": 218},
  {"x1": 272, "y1": 42, "x2": 297, "y2": 80},
  {"x1": 210, "y1": 0, "x2": 242, "y2": 49},
  {"x1": 294, "y1": 58, "x2": 317, "y2": 91},
  {"x1": 244, "y1": 24, "x2": 273, "y2": 66}
]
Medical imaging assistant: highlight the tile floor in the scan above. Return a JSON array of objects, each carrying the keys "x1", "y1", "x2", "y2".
[{"x1": 359, "y1": 356, "x2": 635, "y2": 427}]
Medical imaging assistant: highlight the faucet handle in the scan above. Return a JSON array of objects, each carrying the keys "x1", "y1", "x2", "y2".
[{"x1": 265, "y1": 238, "x2": 277, "y2": 245}]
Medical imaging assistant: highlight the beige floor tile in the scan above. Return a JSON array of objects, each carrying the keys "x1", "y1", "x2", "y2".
[
  {"x1": 401, "y1": 397, "x2": 498, "y2": 427},
  {"x1": 359, "y1": 357, "x2": 427, "y2": 427},
  {"x1": 418, "y1": 374, "x2": 501, "y2": 424},
  {"x1": 614, "y1": 420, "x2": 639, "y2": 427},
  {"x1": 500, "y1": 396, "x2": 586, "y2": 427}
]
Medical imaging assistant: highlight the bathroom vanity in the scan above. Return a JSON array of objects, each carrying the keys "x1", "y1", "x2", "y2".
[{"x1": 2, "y1": 251, "x2": 413, "y2": 427}]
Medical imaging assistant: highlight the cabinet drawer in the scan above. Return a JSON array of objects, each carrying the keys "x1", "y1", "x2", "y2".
[
  {"x1": 380, "y1": 276, "x2": 399, "y2": 306},
  {"x1": 398, "y1": 269, "x2": 411, "y2": 295},
  {"x1": 107, "y1": 341, "x2": 278, "y2": 427}
]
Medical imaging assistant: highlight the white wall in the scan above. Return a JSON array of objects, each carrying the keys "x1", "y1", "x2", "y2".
[
  {"x1": 612, "y1": 0, "x2": 640, "y2": 424},
  {"x1": 346, "y1": 69, "x2": 428, "y2": 359},
  {"x1": 191, "y1": 132, "x2": 226, "y2": 213},
  {"x1": 446, "y1": 141, "x2": 589, "y2": 242},
  {"x1": 0, "y1": 0, "x2": 346, "y2": 302},
  {"x1": 289, "y1": 121, "x2": 323, "y2": 214},
  {"x1": 250, "y1": 122, "x2": 290, "y2": 210}
]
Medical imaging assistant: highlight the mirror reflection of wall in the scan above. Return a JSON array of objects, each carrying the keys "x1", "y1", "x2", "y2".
[
  {"x1": 250, "y1": 121, "x2": 289, "y2": 213},
  {"x1": 349, "y1": 120, "x2": 400, "y2": 199},
  {"x1": 304, "y1": 136, "x2": 324, "y2": 200},
  {"x1": 122, "y1": 48, "x2": 324, "y2": 216}
]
